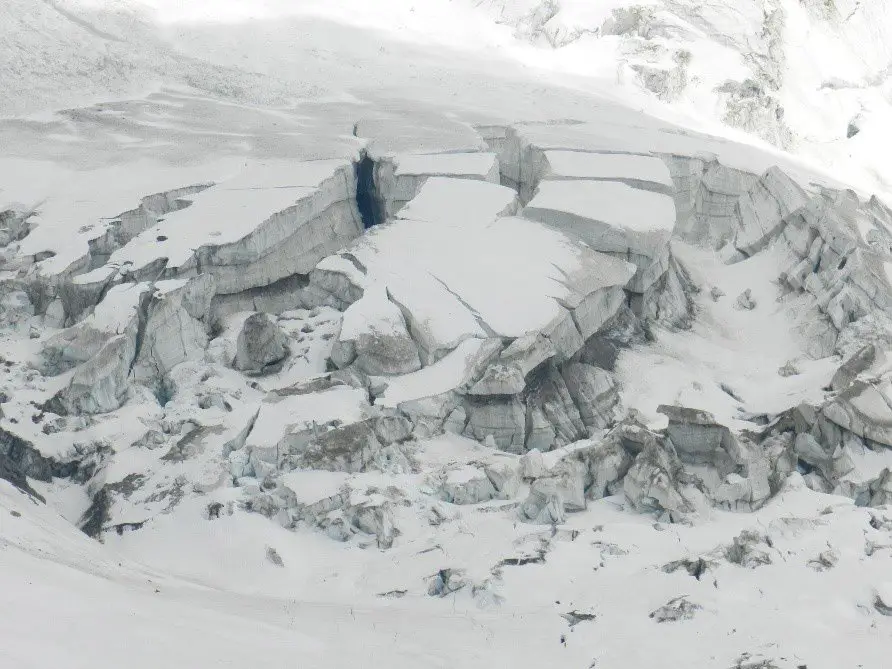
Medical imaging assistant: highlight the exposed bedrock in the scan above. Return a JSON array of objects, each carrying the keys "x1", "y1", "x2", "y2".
[{"x1": 0, "y1": 426, "x2": 108, "y2": 504}]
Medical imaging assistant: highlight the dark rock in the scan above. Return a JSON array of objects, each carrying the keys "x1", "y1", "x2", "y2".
[
  {"x1": 561, "y1": 610, "x2": 597, "y2": 626},
  {"x1": 649, "y1": 596, "x2": 701, "y2": 622},
  {"x1": 0, "y1": 426, "x2": 54, "y2": 500}
]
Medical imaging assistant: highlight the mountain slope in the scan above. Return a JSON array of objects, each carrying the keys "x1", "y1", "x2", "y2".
[{"x1": 2, "y1": 3, "x2": 892, "y2": 669}]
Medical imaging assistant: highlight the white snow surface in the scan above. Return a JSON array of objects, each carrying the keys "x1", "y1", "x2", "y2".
[
  {"x1": 543, "y1": 150, "x2": 674, "y2": 187},
  {"x1": 393, "y1": 152, "x2": 498, "y2": 178},
  {"x1": 279, "y1": 470, "x2": 349, "y2": 505},
  {"x1": 527, "y1": 179, "x2": 676, "y2": 234},
  {"x1": 377, "y1": 338, "x2": 494, "y2": 407},
  {"x1": 3, "y1": 2, "x2": 892, "y2": 669},
  {"x1": 107, "y1": 159, "x2": 349, "y2": 273},
  {"x1": 616, "y1": 242, "x2": 838, "y2": 431},
  {"x1": 394, "y1": 176, "x2": 518, "y2": 225},
  {"x1": 246, "y1": 386, "x2": 370, "y2": 451}
]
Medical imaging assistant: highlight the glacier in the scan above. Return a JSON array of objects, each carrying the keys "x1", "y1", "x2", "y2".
[{"x1": 2, "y1": 1, "x2": 892, "y2": 668}]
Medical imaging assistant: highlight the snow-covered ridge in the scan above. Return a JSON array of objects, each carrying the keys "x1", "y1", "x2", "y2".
[{"x1": 472, "y1": 1, "x2": 892, "y2": 161}]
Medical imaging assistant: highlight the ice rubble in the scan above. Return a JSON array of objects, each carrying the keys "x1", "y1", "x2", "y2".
[
  {"x1": 2, "y1": 80, "x2": 892, "y2": 669},
  {"x1": 2, "y1": 99, "x2": 892, "y2": 549},
  {"x1": 3, "y1": 1, "x2": 892, "y2": 665}
]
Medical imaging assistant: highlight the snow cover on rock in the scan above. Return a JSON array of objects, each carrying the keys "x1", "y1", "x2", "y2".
[{"x1": 3, "y1": 1, "x2": 892, "y2": 668}]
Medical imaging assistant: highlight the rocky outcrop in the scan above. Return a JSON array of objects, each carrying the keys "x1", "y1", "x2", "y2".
[{"x1": 0, "y1": 427, "x2": 53, "y2": 500}]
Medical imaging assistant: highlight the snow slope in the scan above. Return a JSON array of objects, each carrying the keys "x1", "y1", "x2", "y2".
[{"x1": 3, "y1": 2, "x2": 892, "y2": 669}]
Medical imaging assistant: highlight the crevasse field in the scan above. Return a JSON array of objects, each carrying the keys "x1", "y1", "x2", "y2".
[{"x1": 2, "y1": 2, "x2": 892, "y2": 667}]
